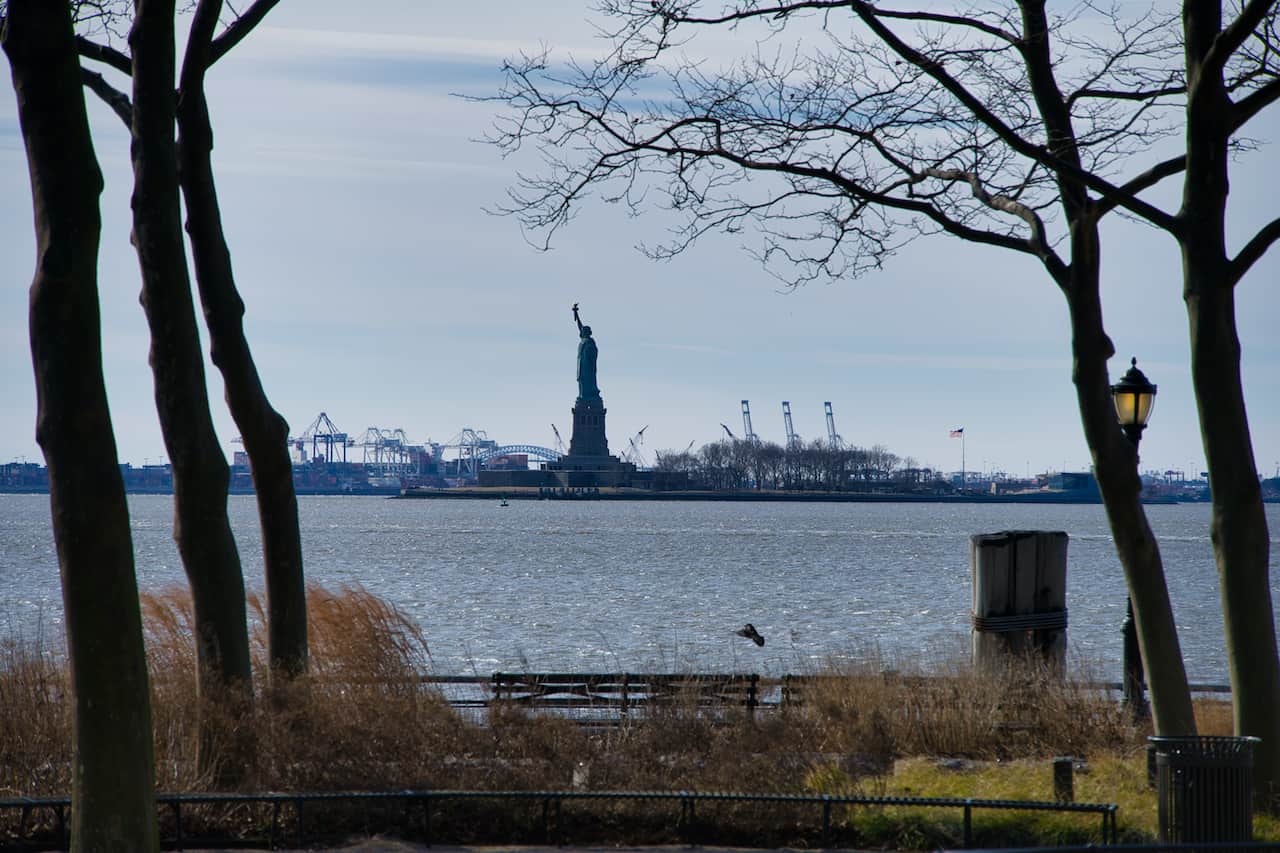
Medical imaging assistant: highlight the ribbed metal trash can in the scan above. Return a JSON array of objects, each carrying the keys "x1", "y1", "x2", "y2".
[{"x1": 1149, "y1": 735, "x2": 1258, "y2": 845}]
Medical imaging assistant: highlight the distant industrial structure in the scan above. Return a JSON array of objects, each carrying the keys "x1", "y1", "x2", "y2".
[{"x1": 0, "y1": 387, "x2": 1246, "y2": 501}]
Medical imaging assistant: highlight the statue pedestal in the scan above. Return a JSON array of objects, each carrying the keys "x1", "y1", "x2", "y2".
[
  {"x1": 567, "y1": 397, "x2": 609, "y2": 458},
  {"x1": 543, "y1": 396, "x2": 637, "y2": 487}
]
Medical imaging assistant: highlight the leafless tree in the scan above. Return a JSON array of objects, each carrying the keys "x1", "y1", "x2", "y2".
[
  {"x1": 488, "y1": 0, "x2": 1280, "y2": 788},
  {"x1": 3, "y1": 2, "x2": 158, "y2": 848},
  {"x1": 657, "y1": 436, "x2": 917, "y2": 492},
  {"x1": 123, "y1": 0, "x2": 255, "y2": 781},
  {"x1": 75, "y1": 0, "x2": 307, "y2": 708}
]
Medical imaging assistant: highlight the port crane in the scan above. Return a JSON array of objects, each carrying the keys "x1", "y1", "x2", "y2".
[
  {"x1": 442, "y1": 428, "x2": 498, "y2": 481},
  {"x1": 621, "y1": 425, "x2": 650, "y2": 467},
  {"x1": 299, "y1": 412, "x2": 352, "y2": 463},
  {"x1": 782, "y1": 401, "x2": 801, "y2": 450},
  {"x1": 720, "y1": 423, "x2": 736, "y2": 440},
  {"x1": 740, "y1": 400, "x2": 759, "y2": 444},
  {"x1": 356, "y1": 427, "x2": 416, "y2": 476},
  {"x1": 551, "y1": 424, "x2": 566, "y2": 456},
  {"x1": 824, "y1": 402, "x2": 844, "y2": 450}
]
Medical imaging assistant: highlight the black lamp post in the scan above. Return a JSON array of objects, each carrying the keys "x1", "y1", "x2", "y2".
[
  {"x1": 1112, "y1": 357, "x2": 1157, "y2": 445},
  {"x1": 1112, "y1": 357, "x2": 1156, "y2": 720}
]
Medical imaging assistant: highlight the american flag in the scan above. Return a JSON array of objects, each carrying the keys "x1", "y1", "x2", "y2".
[{"x1": 949, "y1": 428, "x2": 964, "y2": 438}]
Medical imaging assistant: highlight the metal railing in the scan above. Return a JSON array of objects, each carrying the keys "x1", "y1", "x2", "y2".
[{"x1": 0, "y1": 788, "x2": 1118, "y2": 851}]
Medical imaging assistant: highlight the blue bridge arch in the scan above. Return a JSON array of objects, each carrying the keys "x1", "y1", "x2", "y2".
[{"x1": 478, "y1": 445, "x2": 561, "y2": 464}]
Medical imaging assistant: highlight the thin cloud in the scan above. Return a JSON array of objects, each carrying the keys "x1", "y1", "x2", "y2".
[{"x1": 251, "y1": 26, "x2": 598, "y2": 65}]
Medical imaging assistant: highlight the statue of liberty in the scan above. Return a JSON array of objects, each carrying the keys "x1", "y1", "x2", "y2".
[{"x1": 572, "y1": 303, "x2": 601, "y2": 401}]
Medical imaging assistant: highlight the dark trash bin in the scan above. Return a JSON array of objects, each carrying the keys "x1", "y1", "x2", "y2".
[{"x1": 1149, "y1": 735, "x2": 1258, "y2": 845}]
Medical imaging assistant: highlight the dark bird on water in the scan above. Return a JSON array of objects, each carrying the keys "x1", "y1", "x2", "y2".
[{"x1": 736, "y1": 623, "x2": 765, "y2": 647}]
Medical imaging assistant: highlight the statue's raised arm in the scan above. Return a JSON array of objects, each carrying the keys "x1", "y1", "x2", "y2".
[{"x1": 572, "y1": 302, "x2": 584, "y2": 333}]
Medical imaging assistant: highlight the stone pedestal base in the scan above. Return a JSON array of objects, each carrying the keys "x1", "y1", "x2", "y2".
[{"x1": 568, "y1": 397, "x2": 609, "y2": 458}]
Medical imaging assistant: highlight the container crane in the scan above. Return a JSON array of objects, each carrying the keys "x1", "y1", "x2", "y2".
[
  {"x1": 824, "y1": 401, "x2": 844, "y2": 450},
  {"x1": 442, "y1": 428, "x2": 498, "y2": 481},
  {"x1": 720, "y1": 423, "x2": 736, "y2": 440},
  {"x1": 782, "y1": 401, "x2": 800, "y2": 450},
  {"x1": 551, "y1": 424, "x2": 566, "y2": 455},
  {"x1": 299, "y1": 412, "x2": 352, "y2": 464},
  {"x1": 740, "y1": 400, "x2": 759, "y2": 443},
  {"x1": 357, "y1": 427, "x2": 415, "y2": 475}
]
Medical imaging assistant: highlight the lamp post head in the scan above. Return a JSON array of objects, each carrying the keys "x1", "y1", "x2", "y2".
[{"x1": 1111, "y1": 357, "x2": 1157, "y2": 446}]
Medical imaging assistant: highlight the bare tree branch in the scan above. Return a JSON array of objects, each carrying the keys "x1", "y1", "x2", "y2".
[
  {"x1": 654, "y1": 0, "x2": 1021, "y2": 43},
  {"x1": 845, "y1": 0, "x2": 1181, "y2": 232},
  {"x1": 1232, "y1": 74, "x2": 1280, "y2": 128},
  {"x1": 81, "y1": 66, "x2": 131, "y2": 126},
  {"x1": 76, "y1": 34, "x2": 130, "y2": 75},
  {"x1": 1067, "y1": 83, "x2": 1186, "y2": 109},
  {"x1": 1097, "y1": 154, "x2": 1186, "y2": 216},
  {"x1": 184, "y1": 0, "x2": 219, "y2": 80},
  {"x1": 1205, "y1": 0, "x2": 1278, "y2": 79},
  {"x1": 1229, "y1": 215, "x2": 1280, "y2": 286},
  {"x1": 208, "y1": 0, "x2": 276, "y2": 66}
]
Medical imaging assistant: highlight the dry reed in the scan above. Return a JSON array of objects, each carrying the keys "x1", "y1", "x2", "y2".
[{"x1": 0, "y1": 584, "x2": 1250, "y2": 846}]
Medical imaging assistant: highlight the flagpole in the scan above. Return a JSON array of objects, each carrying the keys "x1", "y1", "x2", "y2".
[{"x1": 962, "y1": 432, "x2": 966, "y2": 495}]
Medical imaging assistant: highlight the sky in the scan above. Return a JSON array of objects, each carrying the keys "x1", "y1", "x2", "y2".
[{"x1": 1, "y1": 2, "x2": 1278, "y2": 480}]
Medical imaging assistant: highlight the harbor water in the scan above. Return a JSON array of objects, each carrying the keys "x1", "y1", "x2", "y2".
[{"x1": 2, "y1": 493, "x2": 1278, "y2": 682}]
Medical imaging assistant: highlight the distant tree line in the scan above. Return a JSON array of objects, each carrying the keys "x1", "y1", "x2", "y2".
[{"x1": 653, "y1": 438, "x2": 949, "y2": 493}]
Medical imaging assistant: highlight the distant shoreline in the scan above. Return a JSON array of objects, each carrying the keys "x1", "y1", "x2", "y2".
[
  {"x1": 395, "y1": 486, "x2": 1194, "y2": 505},
  {"x1": 1, "y1": 486, "x2": 1241, "y2": 504}
]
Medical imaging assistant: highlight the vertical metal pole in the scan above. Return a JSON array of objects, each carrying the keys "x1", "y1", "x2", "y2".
[
  {"x1": 821, "y1": 797, "x2": 831, "y2": 844},
  {"x1": 1122, "y1": 597, "x2": 1149, "y2": 720},
  {"x1": 962, "y1": 800, "x2": 972, "y2": 848}
]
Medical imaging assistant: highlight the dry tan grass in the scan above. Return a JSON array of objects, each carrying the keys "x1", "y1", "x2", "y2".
[
  {"x1": 0, "y1": 635, "x2": 72, "y2": 796},
  {"x1": 0, "y1": 584, "x2": 1231, "y2": 847}
]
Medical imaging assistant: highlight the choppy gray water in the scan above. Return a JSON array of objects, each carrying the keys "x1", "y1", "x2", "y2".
[{"x1": 2, "y1": 494, "x2": 1278, "y2": 682}]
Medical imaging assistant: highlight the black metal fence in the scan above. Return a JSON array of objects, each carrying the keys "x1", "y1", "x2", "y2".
[
  {"x1": 426, "y1": 672, "x2": 1233, "y2": 725},
  {"x1": 0, "y1": 788, "x2": 1119, "y2": 851},
  {"x1": 962, "y1": 840, "x2": 1280, "y2": 845}
]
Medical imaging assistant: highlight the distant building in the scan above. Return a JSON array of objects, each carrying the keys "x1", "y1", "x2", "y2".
[{"x1": 1046, "y1": 471, "x2": 1100, "y2": 497}]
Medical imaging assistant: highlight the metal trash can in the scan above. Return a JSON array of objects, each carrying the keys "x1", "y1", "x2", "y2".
[{"x1": 1149, "y1": 735, "x2": 1258, "y2": 844}]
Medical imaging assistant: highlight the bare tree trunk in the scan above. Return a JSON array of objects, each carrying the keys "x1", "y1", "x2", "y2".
[
  {"x1": 1186, "y1": 278, "x2": 1280, "y2": 797},
  {"x1": 1182, "y1": 0, "x2": 1280, "y2": 803},
  {"x1": 1063, "y1": 229, "x2": 1197, "y2": 737},
  {"x1": 3, "y1": 3, "x2": 159, "y2": 849},
  {"x1": 1018, "y1": 0, "x2": 1198, "y2": 736},
  {"x1": 130, "y1": 0, "x2": 253, "y2": 768},
  {"x1": 178, "y1": 0, "x2": 308, "y2": 678}
]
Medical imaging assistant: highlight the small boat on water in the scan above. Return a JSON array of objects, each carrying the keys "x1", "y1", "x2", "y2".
[{"x1": 499, "y1": 497, "x2": 509, "y2": 507}]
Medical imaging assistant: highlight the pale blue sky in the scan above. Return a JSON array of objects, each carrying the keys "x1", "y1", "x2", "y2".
[{"x1": 2, "y1": 2, "x2": 1277, "y2": 479}]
